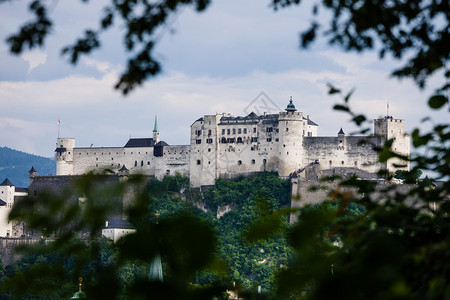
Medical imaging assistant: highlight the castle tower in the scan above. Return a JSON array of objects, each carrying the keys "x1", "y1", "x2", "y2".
[
  {"x1": 189, "y1": 114, "x2": 221, "y2": 187},
  {"x1": 28, "y1": 166, "x2": 38, "y2": 186},
  {"x1": 337, "y1": 128, "x2": 345, "y2": 150},
  {"x1": 0, "y1": 178, "x2": 15, "y2": 237},
  {"x1": 278, "y1": 97, "x2": 305, "y2": 177},
  {"x1": 153, "y1": 116, "x2": 160, "y2": 144},
  {"x1": 55, "y1": 138, "x2": 75, "y2": 175},
  {"x1": 374, "y1": 116, "x2": 410, "y2": 172},
  {"x1": 28, "y1": 166, "x2": 38, "y2": 178}
]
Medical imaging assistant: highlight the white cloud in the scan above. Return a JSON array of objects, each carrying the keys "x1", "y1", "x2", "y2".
[{"x1": 21, "y1": 50, "x2": 47, "y2": 74}]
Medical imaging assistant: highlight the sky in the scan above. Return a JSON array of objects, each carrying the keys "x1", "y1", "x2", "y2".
[{"x1": 0, "y1": 0, "x2": 447, "y2": 158}]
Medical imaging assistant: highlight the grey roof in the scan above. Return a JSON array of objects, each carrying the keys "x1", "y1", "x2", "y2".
[
  {"x1": 118, "y1": 165, "x2": 128, "y2": 172},
  {"x1": 155, "y1": 141, "x2": 169, "y2": 146},
  {"x1": 105, "y1": 219, "x2": 135, "y2": 229},
  {"x1": 15, "y1": 187, "x2": 28, "y2": 193},
  {"x1": 124, "y1": 138, "x2": 155, "y2": 148},
  {"x1": 0, "y1": 178, "x2": 14, "y2": 186},
  {"x1": 55, "y1": 147, "x2": 66, "y2": 153},
  {"x1": 29, "y1": 166, "x2": 37, "y2": 173},
  {"x1": 338, "y1": 128, "x2": 345, "y2": 135},
  {"x1": 219, "y1": 112, "x2": 278, "y2": 125},
  {"x1": 0, "y1": 199, "x2": 6, "y2": 206},
  {"x1": 303, "y1": 117, "x2": 318, "y2": 126}
]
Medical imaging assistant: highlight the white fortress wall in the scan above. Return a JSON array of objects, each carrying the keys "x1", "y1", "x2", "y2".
[
  {"x1": 155, "y1": 145, "x2": 190, "y2": 179},
  {"x1": 72, "y1": 147, "x2": 156, "y2": 175},
  {"x1": 302, "y1": 136, "x2": 383, "y2": 174}
]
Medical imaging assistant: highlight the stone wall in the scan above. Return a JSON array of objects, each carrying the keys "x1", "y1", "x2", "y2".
[{"x1": 0, "y1": 237, "x2": 43, "y2": 266}]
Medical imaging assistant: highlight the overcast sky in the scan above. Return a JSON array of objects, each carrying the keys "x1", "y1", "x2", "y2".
[{"x1": 0, "y1": 0, "x2": 446, "y2": 158}]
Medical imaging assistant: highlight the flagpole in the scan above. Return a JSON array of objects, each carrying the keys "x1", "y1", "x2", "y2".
[{"x1": 58, "y1": 118, "x2": 60, "y2": 138}]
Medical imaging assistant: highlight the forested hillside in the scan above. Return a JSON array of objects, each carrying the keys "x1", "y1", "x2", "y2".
[{"x1": 0, "y1": 147, "x2": 55, "y2": 187}]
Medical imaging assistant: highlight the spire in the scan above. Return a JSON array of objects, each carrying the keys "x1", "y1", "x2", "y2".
[
  {"x1": 70, "y1": 277, "x2": 86, "y2": 299},
  {"x1": 285, "y1": 96, "x2": 297, "y2": 112},
  {"x1": 153, "y1": 115, "x2": 158, "y2": 132},
  {"x1": 338, "y1": 128, "x2": 345, "y2": 135},
  {"x1": 153, "y1": 115, "x2": 160, "y2": 144}
]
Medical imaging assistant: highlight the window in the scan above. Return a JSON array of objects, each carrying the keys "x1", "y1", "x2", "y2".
[
  {"x1": 196, "y1": 139, "x2": 202, "y2": 144},
  {"x1": 111, "y1": 158, "x2": 114, "y2": 160},
  {"x1": 329, "y1": 160, "x2": 332, "y2": 165},
  {"x1": 232, "y1": 128, "x2": 236, "y2": 134},
  {"x1": 251, "y1": 159, "x2": 255, "y2": 164},
  {"x1": 238, "y1": 128, "x2": 242, "y2": 134},
  {"x1": 141, "y1": 161, "x2": 144, "y2": 167},
  {"x1": 96, "y1": 158, "x2": 98, "y2": 161},
  {"x1": 267, "y1": 138, "x2": 272, "y2": 142},
  {"x1": 263, "y1": 159, "x2": 267, "y2": 164},
  {"x1": 227, "y1": 129, "x2": 231, "y2": 135},
  {"x1": 286, "y1": 128, "x2": 289, "y2": 132},
  {"x1": 244, "y1": 128, "x2": 247, "y2": 134},
  {"x1": 135, "y1": 161, "x2": 137, "y2": 167},
  {"x1": 221, "y1": 137, "x2": 227, "y2": 143},
  {"x1": 222, "y1": 129, "x2": 225, "y2": 135},
  {"x1": 341, "y1": 161, "x2": 344, "y2": 165},
  {"x1": 208, "y1": 148, "x2": 211, "y2": 152},
  {"x1": 253, "y1": 128, "x2": 256, "y2": 133},
  {"x1": 197, "y1": 160, "x2": 201, "y2": 165},
  {"x1": 148, "y1": 161, "x2": 150, "y2": 165},
  {"x1": 251, "y1": 137, "x2": 258, "y2": 143},
  {"x1": 238, "y1": 160, "x2": 242, "y2": 165},
  {"x1": 208, "y1": 129, "x2": 212, "y2": 136},
  {"x1": 266, "y1": 127, "x2": 273, "y2": 132},
  {"x1": 227, "y1": 138, "x2": 235, "y2": 143},
  {"x1": 237, "y1": 137, "x2": 243, "y2": 143},
  {"x1": 206, "y1": 138, "x2": 213, "y2": 144}
]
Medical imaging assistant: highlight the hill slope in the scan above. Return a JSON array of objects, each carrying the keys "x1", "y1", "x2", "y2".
[{"x1": 0, "y1": 147, "x2": 55, "y2": 188}]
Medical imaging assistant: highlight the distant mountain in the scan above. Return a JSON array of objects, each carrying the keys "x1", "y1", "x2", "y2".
[{"x1": 0, "y1": 147, "x2": 55, "y2": 188}]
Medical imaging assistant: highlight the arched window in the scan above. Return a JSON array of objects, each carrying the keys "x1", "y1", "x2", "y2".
[
  {"x1": 238, "y1": 160, "x2": 242, "y2": 165},
  {"x1": 237, "y1": 137, "x2": 243, "y2": 143},
  {"x1": 197, "y1": 160, "x2": 201, "y2": 165},
  {"x1": 134, "y1": 161, "x2": 137, "y2": 167},
  {"x1": 251, "y1": 159, "x2": 255, "y2": 164},
  {"x1": 141, "y1": 161, "x2": 144, "y2": 167}
]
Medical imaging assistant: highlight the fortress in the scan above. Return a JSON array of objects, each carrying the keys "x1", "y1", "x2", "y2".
[
  {"x1": 0, "y1": 97, "x2": 411, "y2": 244},
  {"x1": 55, "y1": 98, "x2": 410, "y2": 187}
]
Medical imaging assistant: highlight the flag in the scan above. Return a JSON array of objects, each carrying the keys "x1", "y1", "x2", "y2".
[{"x1": 58, "y1": 119, "x2": 60, "y2": 124}]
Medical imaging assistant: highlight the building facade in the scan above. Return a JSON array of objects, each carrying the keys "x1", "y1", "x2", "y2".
[{"x1": 0, "y1": 178, "x2": 27, "y2": 237}]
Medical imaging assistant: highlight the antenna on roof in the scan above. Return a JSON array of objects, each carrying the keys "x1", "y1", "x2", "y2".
[{"x1": 57, "y1": 118, "x2": 60, "y2": 138}]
